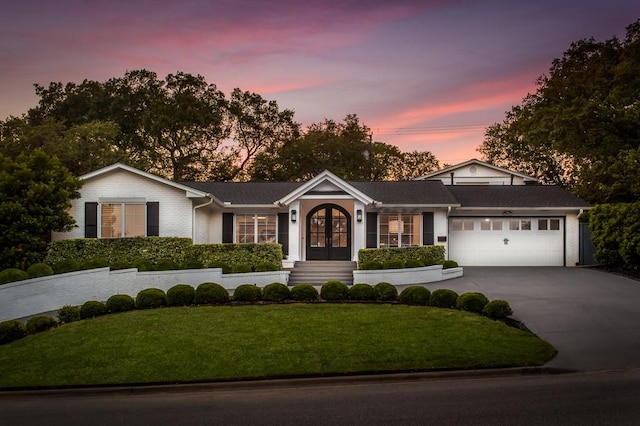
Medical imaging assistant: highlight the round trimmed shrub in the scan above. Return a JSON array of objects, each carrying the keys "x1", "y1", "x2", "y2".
[
  {"x1": 349, "y1": 283, "x2": 377, "y2": 301},
  {"x1": 233, "y1": 284, "x2": 262, "y2": 302},
  {"x1": 0, "y1": 268, "x2": 28, "y2": 284},
  {"x1": 320, "y1": 280, "x2": 349, "y2": 301},
  {"x1": 26, "y1": 316, "x2": 57, "y2": 334},
  {"x1": 399, "y1": 286, "x2": 431, "y2": 305},
  {"x1": 181, "y1": 259, "x2": 204, "y2": 270},
  {"x1": 154, "y1": 258, "x2": 179, "y2": 271},
  {"x1": 133, "y1": 259, "x2": 154, "y2": 272},
  {"x1": 483, "y1": 300, "x2": 514, "y2": 320},
  {"x1": 231, "y1": 263, "x2": 252, "y2": 273},
  {"x1": 166, "y1": 284, "x2": 196, "y2": 306},
  {"x1": 57, "y1": 305, "x2": 81, "y2": 324},
  {"x1": 195, "y1": 282, "x2": 229, "y2": 305},
  {"x1": 110, "y1": 260, "x2": 131, "y2": 270},
  {"x1": 262, "y1": 282, "x2": 290, "y2": 302},
  {"x1": 429, "y1": 289, "x2": 459, "y2": 308},
  {"x1": 52, "y1": 259, "x2": 80, "y2": 274},
  {"x1": 383, "y1": 259, "x2": 405, "y2": 269},
  {"x1": 80, "y1": 300, "x2": 108, "y2": 319},
  {"x1": 456, "y1": 292, "x2": 490, "y2": 314},
  {"x1": 374, "y1": 282, "x2": 398, "y2": 301},
  {"x1": 405, "y1": 259, "x2": 424, "y2": 268},
  {"x1": 0, "y1": 320, "x2": 27, "y2": 345},
  {"x1": 254, "y1": 261, "x2": 279, "y2": 272},
  {"x1": 106, "y1": 294, "x2": 136, "y2": 313},
  {"x1": 359, "y1": 260, "x2": 383, "y2": 270},
  {"x1": 290, "y1": 283, "x2": 319, "y2": 301},
  {"x1": 442, "y1": 260, "x2": 459, "y2": 269},
  {"x1": 135, "y1": 288, "x2": 167, "y2": 309},
  {"x1": 26, "y1": 263, "x2": 54, "y2": 279},
  {"x1": 209, "y1": 261, "x2": 231, "y2": 274},
  {"x1": 81, "y1": 257, "x2": 109, "y2": 270}
]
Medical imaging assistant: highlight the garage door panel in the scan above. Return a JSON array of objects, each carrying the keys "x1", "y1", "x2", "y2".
[{"x1": 449, "y1": 217, "x2": 564, "y2": 266}]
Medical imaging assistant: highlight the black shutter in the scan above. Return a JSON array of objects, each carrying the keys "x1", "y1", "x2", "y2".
[
  {"x1": 277, "y1": 213, "x2": 289, "y2": 256},
  {"x1": 366, "y1": 212, "x2": 378, "y2": 248},
  {"x1": 422, "y1": 212, "x2": 434, "y2": 245},
  {"x1": 146, "y1": 202, "x2": 159, "y2": 236},
  {"x1": 85, "y1": 202, "x2": 98, "y2": 238},
  {"x1": 222, "y1": 213, "x2": 234, "y2": 243}
]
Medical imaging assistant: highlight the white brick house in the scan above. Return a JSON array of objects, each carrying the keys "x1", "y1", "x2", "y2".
[{"x1": 53, "y1": 160, "x2": 591, "y2": 267}]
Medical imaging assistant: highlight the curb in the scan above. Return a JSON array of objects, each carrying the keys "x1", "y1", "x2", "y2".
[{"x1": 0, "y1": 366, "x2": 569, "y2": 398}]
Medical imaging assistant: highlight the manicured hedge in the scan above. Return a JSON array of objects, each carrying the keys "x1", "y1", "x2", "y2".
[
  {"x1": 374, "y1": 282, "x2": 398, "y2": 301},
  {"x1": 195, "y1": 282, "x2": 229, "y2": 305},
  {"x1": 589, "y1": 202, "x2": 640, "y2": 268},
  {"x1": 0, "y1": 268, "x2": 28, "y2": 284},
  {"x1": 349, "y1": 283, "x2": 377, "y2": 301},
  {"x1": 135, "y1": 288, "x2": 167, "y2": 309},
  {"x1": 398, "y1": 286, "x2": 430, "y2": 305},
  {"x1": 106, "y1": 294, "x2": 136, "y2": 313},
  {"x1": 483, "y1": 300, "x2": 513, "y2": 319},
  {"x1": 166, "y1": 284, "x2": 196, "y2": 306},
  {"x1": 57, "y1": 305, "x2": 81, "y2": 324},
  {"x1": 290, "y1": 283, "x2": 319, "y2": 301},
  {"x1": 358, "y1": 246, "x2": 445, "y2": 267},
  {"x1": 233, "y1": 284, "x2": 262, "y2": 302},
  {"x1": 80, "y1": 300, "x2": 108, "y2": 319},
  {"x1": 26, "y1": 316, "x2": 57, "y2": 334},
  {"x1": 320, "y1": 280, "x2": 349, "y2": 301},
  {"x1": 262, "y1": 282, "x2": 290, "y2": 302},
  {"x1": 429, "y1": 289, "x2": 459, "y2": 308},
  {"x1": 456, "y1": 292, "x2": 489, "y2": 314},
  {"x1": 0, "y1": 320, "x2": 27, "y2": 345},
  {"x1": 26, "y1": 263, "x2": 54, "y2": 279}
]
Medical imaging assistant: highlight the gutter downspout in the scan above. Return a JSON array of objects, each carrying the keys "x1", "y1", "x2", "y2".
[
  {"x1": 193, "y1": 194, "x2": 215, "y2": 243},
  {"x1": 576, "y1": 208, "x2": 584, "y2": 220}
]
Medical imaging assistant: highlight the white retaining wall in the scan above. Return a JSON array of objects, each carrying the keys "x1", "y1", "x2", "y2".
[
  {"x1": 0, "y1": 268, "x2": 290, "y2": 322},
  {"x1": 352, "y1": 265, "x2": 464, "y2": 286}
]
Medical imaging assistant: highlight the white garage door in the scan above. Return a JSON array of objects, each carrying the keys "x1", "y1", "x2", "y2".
[{"x1": 448, "y1": 217, "x2": 564, "y2": 266}]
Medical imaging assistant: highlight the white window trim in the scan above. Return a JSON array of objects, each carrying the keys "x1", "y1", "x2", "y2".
[{"x1": 98, "y1": 200, "x2": 147, "y2": 239}]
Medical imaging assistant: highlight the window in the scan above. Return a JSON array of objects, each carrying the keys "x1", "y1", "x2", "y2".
[
  {"x1": 480, "y1": 218, "x2": 503, "y2": 231},
  {"x1": 379, "y1": 214, "x2": 420, "y2": 247},
  {"x1": 236, "y1": 214, "x2": 276, "y2": 243},
  {"x1": 510, "y1": 219, "x2": 532, "y2": 231},
  {"x1": 452, "y1": 218, "x2": 474, "y2": 231},
  {"x1": 538, "y1": 219, "x2": 560, "y2": 231},
  {"x1": 101, "y1": 203, "x2": 145, "y2": 238}
]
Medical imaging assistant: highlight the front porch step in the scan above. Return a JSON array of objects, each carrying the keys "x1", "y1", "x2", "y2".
[{"x1": 287, "y1": 261, "x2": 356, "y2": 286}]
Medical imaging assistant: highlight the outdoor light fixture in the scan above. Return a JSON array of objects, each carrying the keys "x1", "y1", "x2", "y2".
[
  {"x1": 291, "y1": 209, "x2": 297, "y2": 222},
  {"x1": 356, "y1": 209, "x2": 363, "y2": 222}
]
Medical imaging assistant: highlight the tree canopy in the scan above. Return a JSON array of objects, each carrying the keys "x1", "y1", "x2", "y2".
[{"x1": 479, "y1": 19, "x2": 640, "y2": 203}]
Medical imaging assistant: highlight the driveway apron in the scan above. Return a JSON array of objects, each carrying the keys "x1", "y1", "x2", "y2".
[{"x1": 424, "y1": 267, "x2": 640, "y2": 372}]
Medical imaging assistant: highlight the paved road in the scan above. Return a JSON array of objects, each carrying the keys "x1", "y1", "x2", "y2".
[
  {"x1": 420, "y1": 267, "x2": 640, "y2": 371},
  {"x1": 2, "y1": 370, "x2": 640, "y2": 425}
]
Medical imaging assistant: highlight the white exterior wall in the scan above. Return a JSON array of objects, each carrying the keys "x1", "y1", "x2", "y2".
[
  {"x1": 52, "y1": 170, "x2": 195, "y2": 241},
  {"x1": 428, "y1": 164, "x2": 527, "y2": 185},
  {"x1": 565, "y1": 212, "x2": 580, "y2": 266},
  {"x1": 433, "y1": 209, "x2": 449, "y2": 253}
]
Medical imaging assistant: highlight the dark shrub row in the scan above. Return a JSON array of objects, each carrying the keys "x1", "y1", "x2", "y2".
[{"x1": 358, "y1": 259, "x2": 459, "y2": 271}]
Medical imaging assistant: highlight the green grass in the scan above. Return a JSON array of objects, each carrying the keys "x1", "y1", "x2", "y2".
[{"x1": 0, "y1": 304, "x2": 556, "y2": 388}]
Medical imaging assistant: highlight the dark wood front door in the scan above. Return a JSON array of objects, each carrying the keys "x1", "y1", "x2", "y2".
[{"x1": 306, "y1": 204, "x2": 351, "y2": 260}]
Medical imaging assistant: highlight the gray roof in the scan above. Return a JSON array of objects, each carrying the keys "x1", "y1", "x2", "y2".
[
  {"x1": 447, "y1": 185, "x2": 591, "y2": 208},
  {"x1": 349, "y1": 181, "x2": 459, "y2": 205},
  {"x1": 182, "y1": 181, "x2": 302, "y2": 204}
]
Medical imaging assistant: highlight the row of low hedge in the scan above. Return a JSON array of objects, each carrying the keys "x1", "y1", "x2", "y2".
[
  {"x1": 0, "y1": 281, "x2": 513, "y2": 346},
  {"x1": 44, "y1": 238, "x2": 283, "y2": 272},
  {"x1": 588, "y1": 202, "x2": 640, "y2": 268},
  {"x1": 358, "y1": 246, "x2": 446, "y2": 267},
  {"x1": 359, "y1": 259, "x2": 459, "y2": 270}
]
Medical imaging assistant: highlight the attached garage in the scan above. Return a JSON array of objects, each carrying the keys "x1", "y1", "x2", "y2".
[{"x1": 448, "y1": 217, "x2": 565, "y2": 266}]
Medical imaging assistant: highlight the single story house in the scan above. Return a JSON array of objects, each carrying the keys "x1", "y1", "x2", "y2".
[{"x1": 53, "y1": 159, "x2": 591, "y2": 267}]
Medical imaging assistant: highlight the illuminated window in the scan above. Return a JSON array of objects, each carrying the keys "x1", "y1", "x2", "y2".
[
  {"x1": 379, "y1": 214, "x2": 420, "y2": 247},
  {"x1": 100, "y1": 203, "x2": 145, "y2": 238},
  {"x1": 236, "y1": 214, "x2": 277, "y2": 243},
  {"x1": 452, "y1": 218, "x2": 474, "y2": 231}
]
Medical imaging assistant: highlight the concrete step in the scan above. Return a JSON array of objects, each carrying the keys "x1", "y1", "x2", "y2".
[{"x1": 288, "y1": 261, "x2": 356, "y2": 286}]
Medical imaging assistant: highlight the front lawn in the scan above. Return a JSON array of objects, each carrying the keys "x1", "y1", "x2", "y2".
[{"x1": 0, "y1": 304, "x2": 556, "y2": 388}]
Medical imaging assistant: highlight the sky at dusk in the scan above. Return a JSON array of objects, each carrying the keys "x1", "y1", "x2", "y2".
[{"x1": 1, "y1": 0, "x2": 638, "y2": 164}]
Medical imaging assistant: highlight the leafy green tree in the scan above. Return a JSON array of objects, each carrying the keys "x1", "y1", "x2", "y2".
[
  {"x1": 386, "y1": 150, "x2": 440, "y2": 180},
  {"x1": 0, "y1": 151, "x2": 81, "y2": 269},
  {"x1": 479, "y1": 19, "x2": 640, "y2": 203}
]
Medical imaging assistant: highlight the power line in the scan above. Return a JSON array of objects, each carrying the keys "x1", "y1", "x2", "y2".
[{"x1": 373, "y1": 124, "x2": 488, "y2": 135}]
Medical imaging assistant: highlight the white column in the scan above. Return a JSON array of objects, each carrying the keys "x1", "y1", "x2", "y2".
[
  {"x1": 287, "y1": 201, "x2": 301, "y2": 262},
  {"x1": 353, "y1": 201, "x2": 365, "y2": 262}
]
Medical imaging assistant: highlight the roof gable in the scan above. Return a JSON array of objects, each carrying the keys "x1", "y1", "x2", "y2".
[
  {"x1": 277, "y1": 170, "x2": 375, "y2": 206},
  {"x1": 416, "y1": 159, "x2": 537, "y2": 185}
]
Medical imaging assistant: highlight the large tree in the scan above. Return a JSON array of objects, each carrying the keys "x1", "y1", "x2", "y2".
[
  {"x1": 0, "y1": 150, "x2": 81, "y2": 269},
  {"x1": 479, "y1": 19, "x2": 640, "y2": 203}
]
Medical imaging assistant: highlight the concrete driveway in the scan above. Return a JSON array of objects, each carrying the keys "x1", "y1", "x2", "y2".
[{"x1": 423, "y1": 267, "x2": 640, "y2": 372}]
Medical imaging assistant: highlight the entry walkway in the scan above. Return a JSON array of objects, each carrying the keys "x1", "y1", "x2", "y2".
[{"x1": 421, "y1": 267, "x2": 640, "y2": 371}]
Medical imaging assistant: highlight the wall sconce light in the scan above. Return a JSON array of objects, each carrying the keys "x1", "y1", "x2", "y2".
[
  {"x1": 291, "y1": 209, "x2": 297, "y2": 222},
  {"x1": 356, "y1": 209, "x2": 363, "y2": 222}
]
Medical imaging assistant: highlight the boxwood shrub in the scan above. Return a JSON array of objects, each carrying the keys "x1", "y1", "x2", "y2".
[
  {"x1": 442, "y1": 260, "x2": 459, "y2": 269},
  {"x1": 374, "y1": 282, "x2": 398, "y2": 301},
  {"x1": 383, "y1": 259, "x2": 405, "y2": 269},
  {"x1": 0, "y1": 268, "x2": 29, "y2": 284},
  {"x1": 320, "y1": 280, "x2": 349, "y2": 301},
  {"x1": 26, "y1": 263, "x2": 54, "y2": 279},
  {"x1": 195, "y1": 282, "x2": 229, "y2": 305},
  {"x1": 0, "y1": 320, "x2": 27, "y2": 345},
  {"x1": 80, "y1": 300, "x2": 108, "y2": 319},
  {"x1": 429, "y1": 289, "x2": 459, "y2": 308},
  {"x1": 233, "y1": 284, "x2": 262, "y2": 302},
  {"x1": 254, "y1": 261, "x2": 280, "y2": 272},
  {"x1": 262, "y1": 282, "x2": 290, "y2": 302},
  {"x1": 26, "y1": 315, "x2": 58, "y2": 334},
  {"x1": 166, "y1": 284, "x2": 196, "y2": 306},
  {"x1": 231, "y1": 263, "x2": 252, "y2": 273},
  {"x1": 57, "y1": 305, "x2": 81, "y2": 324},
  {"x1": 133, "y1": 259, "x2": 154, "y2": 272},
  {"x1": 80, "y1": 257, "x2": 109, "y2": 270},
  {"x1": 181, "y1": 259, "x2": 204, "y2": 270},
  {"x1": 135, "y1": 288, "x2": 167, "y2": 309},
  {"x1": 483, "y1": 300, "x2": 514, "y2": 319},
  {"x1": 290, "y1": 283, "x2": 319, "y2": 301},
  {"x1": 456, "y1": 292, "x2": 490, "y2": 314},
  {"x1": 106, "y1": 294, "x2": 136, "y2": 313},
  {"x1": 349, "y1": 283, "x2": 377, "y2": 301},
  {"x1": 359, "y1": 260, "x2": 383, "y2": 270},
  {"x1": 154, "y1": 258, "x2": 179, "y2": 271},
  {"x1": 52, "y1": 259, "x2": 80, "y2": 274},
  {"x1": 208, "y1": 261, "x2": 231, "y2": 273},
  {"x1": 399, "y1": 286, "x2": 431, "y2": 305},
  {"x1": 405, "y1": 259, "x2": 425, "y2": 268},
  {"x1": 358, "y1": 246, "x2": 446, "y2": 266}
]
